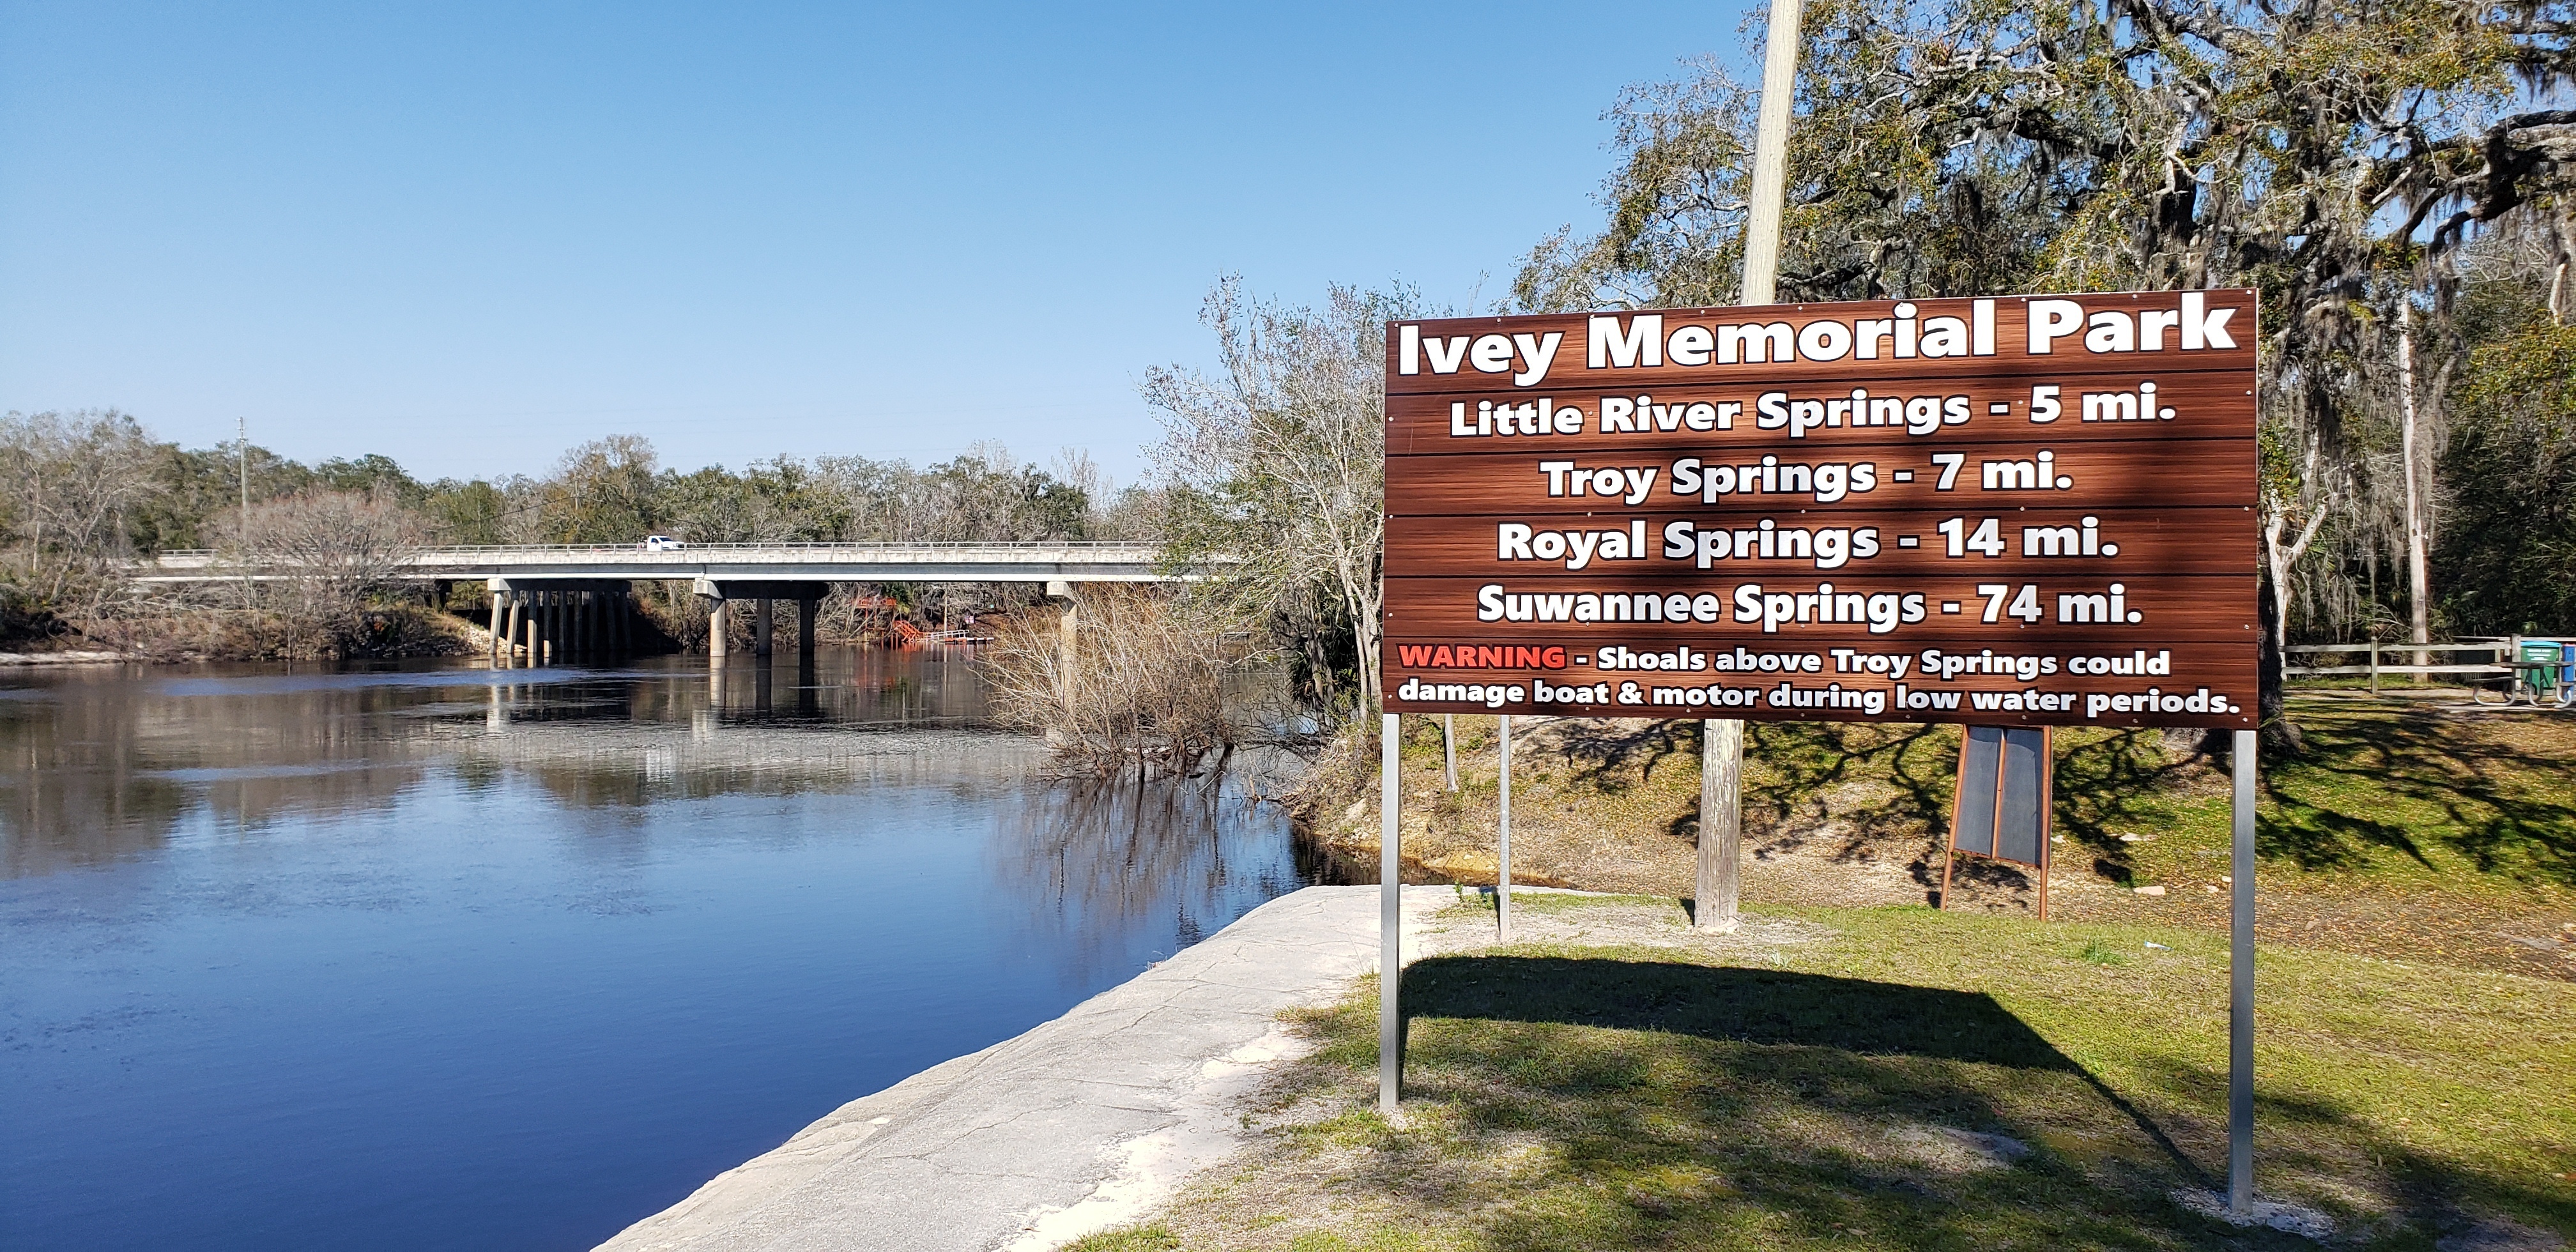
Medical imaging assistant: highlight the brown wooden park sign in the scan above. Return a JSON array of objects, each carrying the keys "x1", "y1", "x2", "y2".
[
  {"x1": 1379, "y1": 290, "x2": 2260, "y2": 729},
  {"x1": 1372, "y1": 293, "x2": 2272, "y2": 1216}
]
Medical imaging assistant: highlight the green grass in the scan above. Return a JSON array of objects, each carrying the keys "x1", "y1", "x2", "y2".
[
  {"x1": 1354, "y1": 704, "x2": 2575, "y2": 973},
  {"x1": 2078, "y1": 935, "x2": 2131, "y2": 966},
  {"x1": 2055, "y1": 706, "x2": 2575, "y2": 896},
  {"x1": 1106, "y1": 897, "x2": 2574, "y2": 1251}
]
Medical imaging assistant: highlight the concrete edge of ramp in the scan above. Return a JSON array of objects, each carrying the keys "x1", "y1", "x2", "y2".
[{"x1": 595, "y1": 883, "x2": 1460, "y2": 1252}]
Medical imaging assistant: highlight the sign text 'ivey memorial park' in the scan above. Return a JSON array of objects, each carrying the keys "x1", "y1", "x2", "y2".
[{"x1": 1381, "y1": 291, "x2": 2261, "y2": 728}]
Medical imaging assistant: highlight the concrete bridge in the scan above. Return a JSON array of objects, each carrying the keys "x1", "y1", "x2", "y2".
[
  {"x1": 141, "y1": 542, "x2": 1171, "y2": 585},
  {"x1": 140, "y1": 542, "x2": 1171, "y2": 668}
]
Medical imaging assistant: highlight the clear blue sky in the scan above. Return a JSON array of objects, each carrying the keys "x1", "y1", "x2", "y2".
[{"x1": 1, "y1": 2, "x2": 1754, "y2": 485}]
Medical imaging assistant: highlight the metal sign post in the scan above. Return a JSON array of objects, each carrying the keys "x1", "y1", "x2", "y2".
[
  {"x1": 1379, "y1": 713, "x2": 1402, "y2": 1115},
  {"x1": 1498, "y1": 715, "x2": 1513, "y2": 942},
  {"x1": 2230, "y1": 728, "x2": 2257, "y2": 1212}
]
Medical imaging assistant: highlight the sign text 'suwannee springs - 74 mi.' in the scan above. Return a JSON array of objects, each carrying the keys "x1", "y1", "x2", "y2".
[{"x1": 1380, "y1": 291, "x2": 2260, "y2": 728}]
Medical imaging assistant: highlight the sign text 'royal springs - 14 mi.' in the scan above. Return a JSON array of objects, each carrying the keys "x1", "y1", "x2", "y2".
[{"x1": 1380, "y1": 291, "x2": 2262, "y2": 728}]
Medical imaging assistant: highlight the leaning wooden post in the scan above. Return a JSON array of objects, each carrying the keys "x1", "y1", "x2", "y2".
[
  {"x1": 1498, "y1": 714, "x2": 1513, "y2": 942},
  {"x1": 1697, "y1": 719, "x2": 1742, "y2": 930},
  {"x1": 1379, "y1": 712, "x2": 1402, "y2": 1115},
  {"x1": 2229, "y1": 728, "x2": 2258, "y2": 1214},
  {"x1": 1443, "y1": 714, "x2": 1457, "y2": 791},
  {"x1": 1696, "y1": 0, "x2": 1798, "y2": 931},
  {"x1": 1739, "y1": 0, "x2": 1804, "y2": 302}
]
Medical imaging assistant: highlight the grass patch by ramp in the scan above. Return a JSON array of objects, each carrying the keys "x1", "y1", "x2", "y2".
[
  {"x1": 1298, "y1": 703, "x2": 2575, "y2": 978},
  {"x1": 1080, "y1": 897, "x2": 2574, "y2": 1251}
]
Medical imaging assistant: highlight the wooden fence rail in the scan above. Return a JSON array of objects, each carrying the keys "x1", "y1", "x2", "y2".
[{"x1": 2283, "y1": 637, "x2": 2573, "y2": 694}]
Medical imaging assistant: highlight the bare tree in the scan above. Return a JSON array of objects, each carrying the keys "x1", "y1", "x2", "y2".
[
  {"x1": 1145, "y1": 278, "x2": 1418, "y2": 713},
  {"x1": 222, "y1": 488, "x2": 425, "y2": 636},
  {"x1": 0, "y1": 409, "x2": 164, "y2": 613}
]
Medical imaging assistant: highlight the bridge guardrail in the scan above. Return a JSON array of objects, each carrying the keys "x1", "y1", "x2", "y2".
[{"x1": 150, "y1": 541, "x2": 1168, "y2": 558}]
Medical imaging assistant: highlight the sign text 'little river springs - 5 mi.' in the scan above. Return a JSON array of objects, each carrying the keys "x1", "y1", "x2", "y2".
[{"x1": 1380, "y1": 291, "x2": 2262, "y2": 728}]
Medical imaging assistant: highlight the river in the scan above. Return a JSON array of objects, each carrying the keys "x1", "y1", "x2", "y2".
[{"x1": 0, "y1": 649, "x2": 1314, "y2": 1251}]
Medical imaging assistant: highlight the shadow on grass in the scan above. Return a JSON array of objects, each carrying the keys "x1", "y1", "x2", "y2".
[
  {"x1": 1406, "y1": 954, "x2": 2069, "y2": 1066},
  {"x1": 1364, "y1": 956, "x2": 2573, "y2": 1247},
  {"x1": 1544, "y1": 717, "x2": 1694, "y2": 795},
  {"x1": 1353, "y1": 955, "x2": 2280, "y2": 1249},
  {"x1": 2051, "y1": 728, "x2": 2216, "y2": 883},
  {"x1": 1400, "y1": 955, "x2": 2204, "y2": 1180},
  {"x1": 2257, "y1": 708, "x2": 2576, "y2": 885}
]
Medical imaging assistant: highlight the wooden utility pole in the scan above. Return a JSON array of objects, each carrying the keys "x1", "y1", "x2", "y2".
[
  {"x1": 1696, "y1": 719, "x2": 1742, "y2": 930},
  {"x1": 1698, "y1": 0, "x2": 1802, "y2": 932},
  {"x1": 1738, "y1": 0, "x2": 1805, "y2": 308}
]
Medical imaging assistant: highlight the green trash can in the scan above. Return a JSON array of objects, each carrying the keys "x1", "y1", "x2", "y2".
[{"x1": 2516, "y1": 640, "x2": 2564, "y2": 693}]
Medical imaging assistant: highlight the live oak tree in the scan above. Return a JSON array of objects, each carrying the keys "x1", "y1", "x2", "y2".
[{"x1": 1517, "y1": 0, "x2": 2576, "y2": 740}]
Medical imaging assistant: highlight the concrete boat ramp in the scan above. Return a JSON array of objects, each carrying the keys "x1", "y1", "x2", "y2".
[{"x1": 597, "y1": 885, "x2": 1452, "y2": 1252}]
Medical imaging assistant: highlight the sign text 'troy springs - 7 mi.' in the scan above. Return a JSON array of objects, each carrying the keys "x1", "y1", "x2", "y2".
[{"x1": 1380, "y1": 291, "x2": 2261, "y2": 729}]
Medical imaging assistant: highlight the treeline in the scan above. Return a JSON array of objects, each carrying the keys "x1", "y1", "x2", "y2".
[
  {"x1": 0, "y1": 414, "x2": 1140, "y2": 655},
  {"x1": 1505, "y1": 0, "x2": 2576, "y2": 668},
  {"x1": 1127, "y1": 0, "x2": 2576, "y2": 753}
]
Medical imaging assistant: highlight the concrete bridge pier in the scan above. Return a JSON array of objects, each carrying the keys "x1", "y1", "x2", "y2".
[
  {"x1": 1046, "y1": 579, "x2": 1080, "y2": 703},
  {"x1": 696, "y1": 579, "x2": 825, "y2": 670},
  {"x1": 708, "y1": 598, "x2": 730, "y2": 660},
  {"x1": 796, "y1": 595, "x2": 818, "y2": 673},
  {"x1": 487, "y1": 578, "x2": 641, "y2": 669}
]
